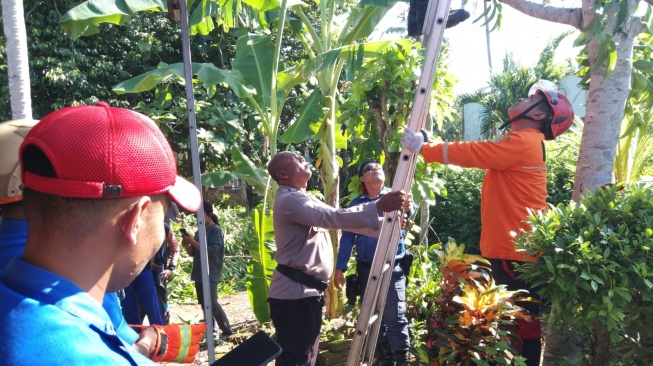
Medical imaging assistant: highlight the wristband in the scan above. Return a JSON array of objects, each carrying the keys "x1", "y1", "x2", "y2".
[{"x1": 167, "y1": 264, "x2": 176, "y2": 271}]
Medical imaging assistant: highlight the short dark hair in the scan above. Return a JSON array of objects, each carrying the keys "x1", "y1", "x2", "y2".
[
  {"x1": 22, "y1": 188, "x2": 124, "y2": 240},
  {"x1": 203, "y1": 200, "x2": 214, "y2": 214},
  {"x1": 267, "y1": 152, "x2": 291, "y2": 182}
]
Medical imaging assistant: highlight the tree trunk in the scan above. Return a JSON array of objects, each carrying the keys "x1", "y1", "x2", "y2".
[
  {"x1": 2, "y1": 0, "x2": 32, "y2": 119},
  {"x1": 418, "y1": 200, "x2": 429, "y2": 246},
  {"x1": 591, "y1": 320, "x2": 611, "y2": 366},
  {"x1": 541, "y1": 322, "x2": 579, "y2": 366},
  {"x1": 572, "y1": 0, "x2": 640, "y2": 200}
]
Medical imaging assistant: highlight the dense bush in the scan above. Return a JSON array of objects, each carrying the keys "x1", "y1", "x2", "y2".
[
  {"x1": 429, "y1": 166, "x2": 484, "y2": 254},
  {"x1": 516, "y1": 182, "x2": 653, "y2": 365}
]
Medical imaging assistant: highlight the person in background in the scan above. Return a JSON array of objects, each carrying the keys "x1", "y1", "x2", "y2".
[
  {"x1": 334, "y1": 158, "x2": 414, "y2": 366},
  {"x1": 165, "y1": 201, "x2": 181, "y2": 226},
  {"x1": 401, "y1": 82, "x2": 574, "y2": 366},
  {"x1": 0, "y1": 120, "x2": 38, "y2": 271},
  {"x1": 151, "y1": 222, "x2": 180, "y2": 324},
  {"x1": 266, "y1": 151, "x2": 407, "y2": 366},
  {"x1": 121, "y1": 259, "x2": 165, "y2": 326},
  {"x1": 0, "y1": 104, "x2": 202, "y2": 364},
  {"x1": 182, "y1": 201, "x2": 234, "y2": 338}
]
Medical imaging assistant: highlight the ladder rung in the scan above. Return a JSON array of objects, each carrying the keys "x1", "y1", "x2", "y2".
[{"x1": 368, "y1": 314, "x2": 379, "y2": 326}]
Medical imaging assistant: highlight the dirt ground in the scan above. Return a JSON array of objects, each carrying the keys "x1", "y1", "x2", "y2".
[{"x1": 162, "y1": 291, "x2": 271, "y2": 366}]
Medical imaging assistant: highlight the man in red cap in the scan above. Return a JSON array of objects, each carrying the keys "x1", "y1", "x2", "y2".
[{"x1": 0, "y1": 103, "x2": 201, "y2": 365}]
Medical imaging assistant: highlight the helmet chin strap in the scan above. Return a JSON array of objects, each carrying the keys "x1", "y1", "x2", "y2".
[{"x1": 499, "y1": 99, "x2": 547, "y2": 131}]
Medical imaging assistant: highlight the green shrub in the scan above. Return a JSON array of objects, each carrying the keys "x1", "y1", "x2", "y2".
[
  {"x1": 516, "y1": 182, "x2": 653, "y2": 365},
  {"x1": 429, "y1": 167, "x2": 484, "y2": 255}
]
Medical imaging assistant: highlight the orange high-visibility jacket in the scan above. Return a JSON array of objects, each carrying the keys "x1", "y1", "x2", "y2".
[{"x1": 421, "y1": 129, "x2": 548, "y2": 262}]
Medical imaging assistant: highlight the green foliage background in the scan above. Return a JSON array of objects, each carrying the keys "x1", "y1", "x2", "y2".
[
  {"x1": 0, "y1": 2, "x2": 182, "y2": 119},
  {"x1": 167, "y1": 207, "x2": 253, "y2": 305}
]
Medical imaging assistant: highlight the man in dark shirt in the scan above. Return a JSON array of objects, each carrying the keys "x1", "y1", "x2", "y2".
[{"x1": 182, "y1": 201, "x2": 233, "y2": 337}]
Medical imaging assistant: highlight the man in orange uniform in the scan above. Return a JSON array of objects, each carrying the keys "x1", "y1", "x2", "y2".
[{"x1": 401, "y1": 84, "x2": 574, "y2": 366}]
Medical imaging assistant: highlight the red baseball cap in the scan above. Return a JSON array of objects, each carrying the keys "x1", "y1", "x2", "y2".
[{"x1": 19, "y1": 102, "x2": 201, "y2": 212}]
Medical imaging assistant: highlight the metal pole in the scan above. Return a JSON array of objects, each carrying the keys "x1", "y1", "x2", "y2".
[{"x1": 177, "y1": 0, "x2": 216, "y2": 362}]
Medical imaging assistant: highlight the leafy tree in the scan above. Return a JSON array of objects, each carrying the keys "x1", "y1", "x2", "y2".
[
  {"x1": 0, "y1": 2, "x2": 182, "y2": 120},
  {"x1": 339, "y1": 40, "x2": 452, "y2": 204}
]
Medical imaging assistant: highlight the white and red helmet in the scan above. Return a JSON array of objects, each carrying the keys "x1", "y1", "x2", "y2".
[
  {"x1": 503, "y1": 80, "x2": 575, "y2": 140},
  {"x1": 529, "y1": 81, "x2": 575, "y2": 140}
]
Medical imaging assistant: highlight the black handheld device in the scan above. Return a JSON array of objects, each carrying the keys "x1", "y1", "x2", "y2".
[
  {"x1": 210, "y1": 331, "x2": 282, "y2": 366},
  {"x1": 180, "y1": 228, "x2": 190, "y2": 237}
]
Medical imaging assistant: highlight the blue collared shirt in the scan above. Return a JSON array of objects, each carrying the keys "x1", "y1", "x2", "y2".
[
  {"x1": 336, "y1": 187, "x2": 414, "y2": 269},
  {"x1": 0, "y1": 259, "x2": 154, "y2": 365},
  {"x1": 0, "y1": 218, "x2": 139, "y2": 346},
  {"x1": 0, "y1": 218, "x2": 28, "y2": 270}
]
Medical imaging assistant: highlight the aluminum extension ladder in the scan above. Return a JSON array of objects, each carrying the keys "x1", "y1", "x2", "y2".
[{"x1": 345, "y1": 0, "x2": 454, "y2": 364}]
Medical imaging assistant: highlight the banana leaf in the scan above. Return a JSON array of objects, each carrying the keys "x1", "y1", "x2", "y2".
[
  {"x1": 231, "y1": 146, "x2": 268, "y2": 195},
  {"x1": 247, "y1": 206, "x2": 277, "y2": 323},
  {"x1": 112, "y1": 62, "x2": 257, "y2": 102},
  {"x1": 279, "y1": 89, "x2": 326, "y2": 143},
  {"x1": 59, "y1": 0, "x2": 167, "y2": 39}
]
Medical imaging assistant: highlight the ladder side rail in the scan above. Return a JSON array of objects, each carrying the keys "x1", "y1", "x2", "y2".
[
  {"x1": 422, "y1": 0, "x2": 451, "y2": 55},
  {"x1": 350, "y1": 212, "x2": 404, "y2": 365},
  {"x1": 360, "y1": 228, "x2": 405, "y2": 364},
  {"x1": 345, "y1": 0, "x2": 453, "y2": 363}
]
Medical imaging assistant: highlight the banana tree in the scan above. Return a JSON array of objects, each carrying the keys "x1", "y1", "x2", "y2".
[
  {"x1": 614, "y1": 108, "x2": 653, "y2": 184},
  {"x1": 60, "y1": 0, "x2": 411, "y2": 321}
]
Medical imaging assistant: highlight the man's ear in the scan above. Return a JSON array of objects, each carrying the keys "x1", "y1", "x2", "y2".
[
  {"x1": 120, "y1": 196, "x2": 152, "y2": 246},
  {"x1": 277, "y1": 170, "x2": 288, "y2": 180}
]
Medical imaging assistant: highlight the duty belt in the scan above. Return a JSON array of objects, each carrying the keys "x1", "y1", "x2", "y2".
[{"x1": 276, "y1": 264, "x2": 328, "y2": 291}]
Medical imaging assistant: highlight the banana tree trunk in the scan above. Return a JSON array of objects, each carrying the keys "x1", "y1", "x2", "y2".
[{"x1": 321, "y1": 89, "x2": 342, "y2": 319}]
